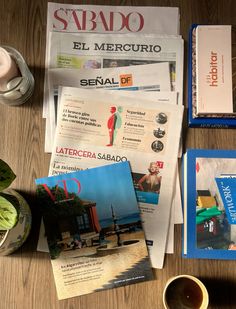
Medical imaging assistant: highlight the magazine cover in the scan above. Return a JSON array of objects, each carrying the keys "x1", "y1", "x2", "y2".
[
  {"x1": 183, "y1": 149, "x2": 236, "y2": 259},
  {"x1": 35, "y1": 161, "x2": 153, "y2": 299}
]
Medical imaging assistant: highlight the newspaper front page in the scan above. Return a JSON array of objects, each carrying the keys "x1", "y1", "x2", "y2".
[
  {"x1": 44, "y1": 3, "x2": 180, "y2": 117},
  {"x1": 46, "y1": 62, "x2": 171, "y2": 152},
  {"x1": 48, "y1": 87, "x2": 183, "y2": 268}
]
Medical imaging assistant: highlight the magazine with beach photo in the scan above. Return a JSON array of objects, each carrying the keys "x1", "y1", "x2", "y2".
[{"x1": 35, "y1": 161, "x2": 153, "y2": 300}]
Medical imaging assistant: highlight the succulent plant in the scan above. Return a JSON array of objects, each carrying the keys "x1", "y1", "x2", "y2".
[{"x1": 0, "y1": 159, "x2": 19, "y2": 230}]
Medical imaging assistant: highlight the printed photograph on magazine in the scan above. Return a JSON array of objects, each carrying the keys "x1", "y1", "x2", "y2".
[
  {"x1": 183, "y1": 149, "x2": 236, "y2": 260},
  {"x1": 35, "y1": 161, "x2": 153, "y2": 300}
]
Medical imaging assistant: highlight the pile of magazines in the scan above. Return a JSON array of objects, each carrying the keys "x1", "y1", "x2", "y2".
[{"x1": 39, "y1": 2, "x2": 184, "y2": 270}]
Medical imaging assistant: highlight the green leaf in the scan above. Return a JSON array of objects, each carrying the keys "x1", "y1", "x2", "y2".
[
  {"x1": 0, "y1": 194, "x2": 19, "y2": 230},
  {"x1": 0, "y1": 159, "x2": 16, "y2": 191}
]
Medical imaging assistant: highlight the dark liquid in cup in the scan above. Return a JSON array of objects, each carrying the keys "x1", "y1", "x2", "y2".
[{"x1": 165, "y1": 277, "x2": 204, "y2": 309}]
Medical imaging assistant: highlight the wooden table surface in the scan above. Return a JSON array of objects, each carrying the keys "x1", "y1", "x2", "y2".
[{"x1": 0, "y1": 1, "x2": 236, "y2": 308}]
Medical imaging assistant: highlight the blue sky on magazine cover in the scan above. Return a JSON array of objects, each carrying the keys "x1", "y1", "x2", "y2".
[{"x1": 36, "y1": 162, "x2": 139, "y2": 220}]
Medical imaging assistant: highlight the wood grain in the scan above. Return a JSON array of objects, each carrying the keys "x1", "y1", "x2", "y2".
[{"x1": 0, "y1": 1, "x2": 236, "y2": 308}]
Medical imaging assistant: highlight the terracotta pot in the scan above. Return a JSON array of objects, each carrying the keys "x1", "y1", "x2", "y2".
[{"x1": 0, "y1": 189, "x2": 31, "y2": 255}]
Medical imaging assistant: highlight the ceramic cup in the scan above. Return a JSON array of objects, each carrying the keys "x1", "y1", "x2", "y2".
[{"x1": 163, "y1": 275, "x2": 209, "y2": 309}]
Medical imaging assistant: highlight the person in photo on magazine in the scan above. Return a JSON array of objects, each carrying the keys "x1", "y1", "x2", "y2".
[{"x1": 138, "y1": 162, "x2": 162, "y2": 193}]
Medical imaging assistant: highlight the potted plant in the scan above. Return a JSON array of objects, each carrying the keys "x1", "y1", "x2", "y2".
[{"x1": 0, "y1": 159, "x2": 31, "y2": 255}]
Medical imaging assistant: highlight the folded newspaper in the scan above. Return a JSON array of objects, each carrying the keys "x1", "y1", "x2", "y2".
[{"x1": 46, "y1": 87, "x2": 184, "y2": 268}]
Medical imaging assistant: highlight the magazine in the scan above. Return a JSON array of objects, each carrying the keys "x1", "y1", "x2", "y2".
[
  {"x1": 182, "y1": 149, "x2": 236, "y2": 260},
  {"x1": 46, "y1": 62, "x2": 172, "y2": 152},
  {"x1": 35, "y1": 161, "x2": 153, "y2": 299},
  {"x1": 47, "y1": 86, "x2": 183, "y2": 268},
  {"x1": 44, "y1": 2, "x2": 180, "y2": 117}
]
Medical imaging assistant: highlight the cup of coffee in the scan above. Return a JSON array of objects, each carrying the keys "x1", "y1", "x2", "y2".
[{"x1": 163, "y1": 275, "x2": 209, "y2": 309}]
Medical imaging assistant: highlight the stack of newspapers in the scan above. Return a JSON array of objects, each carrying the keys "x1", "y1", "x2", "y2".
[{"x1": 39, "y1": 2, "x2": 184, "y2": 269}]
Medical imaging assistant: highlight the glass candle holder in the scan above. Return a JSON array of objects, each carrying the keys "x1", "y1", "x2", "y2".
[{"x1": 0, "y1": 46, "x2": 34, "y2": 106}]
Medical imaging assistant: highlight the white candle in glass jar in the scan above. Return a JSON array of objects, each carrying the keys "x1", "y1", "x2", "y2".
[{"x1": 0, "y1": 47, "x2": 19, "y2": 91}]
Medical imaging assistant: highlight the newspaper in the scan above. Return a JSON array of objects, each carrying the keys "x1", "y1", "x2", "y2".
[
  {"x1": 44, "y1": 2, "x2": 180, "y2": 117},
  {"x1": 44, "y1": 32, "x2": 184, "y2": 152},
  {"x1": 47, "y1": 86, "x2": 183, "y2": 268},
  {"x1": 46, "y1": 62, "x2": 171, "y2": 152},
  {"x1": 166, "y1": 214, "x2": 175, "y2": 254}
]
